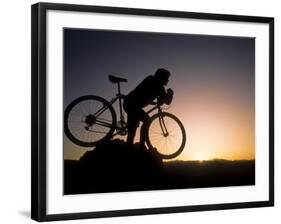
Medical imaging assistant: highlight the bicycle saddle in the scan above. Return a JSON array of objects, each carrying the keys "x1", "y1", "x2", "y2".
[{"x1": 108, "y1": 75, "x2": 128, "y2": 83}]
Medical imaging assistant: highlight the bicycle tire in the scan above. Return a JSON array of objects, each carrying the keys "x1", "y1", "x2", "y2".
[
  {"x1": 64, "y1": 95, "x2": 117, "y2": 147},
  {"x1": 145, "y1": 112, "x2": 186, "y2": 159}
]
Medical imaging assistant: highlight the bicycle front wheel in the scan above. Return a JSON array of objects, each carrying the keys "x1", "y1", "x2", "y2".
[
  {"x1": 64, "y1": 95, "x2": 116, "y2": 147},
  {"x1": 145, "y1": 112, "x2": 186, "y2": 159}
]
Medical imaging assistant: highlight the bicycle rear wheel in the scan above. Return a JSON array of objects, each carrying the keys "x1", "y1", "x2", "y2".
[
  {"x1": 64, "y1": 95, "x2": 116, "y2": 147},
  {"x1": 145, "y1": 112, "x2": 186, "y2": 159}
]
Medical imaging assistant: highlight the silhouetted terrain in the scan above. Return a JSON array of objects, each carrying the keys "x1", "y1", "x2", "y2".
[{"x1": 64, "y1": 139, "x2": 255, "y2": 195}]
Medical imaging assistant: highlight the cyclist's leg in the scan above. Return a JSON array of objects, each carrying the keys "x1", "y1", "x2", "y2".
[
  {"x1": 139, "y1": 110, "x2": 150, "y2": 148},
  {"x1": 127, "y1": 123, "x2": 138, "y2": 145},
  {"x1": 124, "y1": 98, "x2": 147, "y2": 147},
  {"x1": 126, "y1": 112, "x2": 139, "y2": 146},
  {"x1": 124, "y1": 98, "x2": 134, "y2": 145}
]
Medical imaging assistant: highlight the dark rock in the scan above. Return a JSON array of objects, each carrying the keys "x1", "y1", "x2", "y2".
[{"x1": 64, "y1": 139, "x2": 163, "y2": 194}]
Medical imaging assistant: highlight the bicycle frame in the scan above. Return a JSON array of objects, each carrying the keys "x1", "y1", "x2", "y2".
[
  {"x1": 110, "y1": 99, "x2": 164, "y2": 137},
  {"x1": 92, "y1": 81, "x2": 167, "y2": 138}
]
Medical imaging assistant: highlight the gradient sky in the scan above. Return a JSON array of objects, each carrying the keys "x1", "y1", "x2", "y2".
[{"x1": 63, "y1": 28, "x2": 255, "y2": 161}]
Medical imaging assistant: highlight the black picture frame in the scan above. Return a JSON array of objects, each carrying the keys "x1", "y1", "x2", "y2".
[{"x1": 31, "y1": 2, "x2": 274, "y2": 222}]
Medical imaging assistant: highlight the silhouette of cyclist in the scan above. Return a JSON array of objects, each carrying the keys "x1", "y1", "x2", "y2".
[{"x1": 123, "y1": 68, "x2": 174, "y2": 148}]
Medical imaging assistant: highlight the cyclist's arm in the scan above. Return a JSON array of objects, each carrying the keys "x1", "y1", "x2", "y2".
[
  {"x1": 158, "y1": 87, "x2": 174, "y2": 105},
  {"x1": 157, "y1": 86, "x2": 167, "y2": 105}
]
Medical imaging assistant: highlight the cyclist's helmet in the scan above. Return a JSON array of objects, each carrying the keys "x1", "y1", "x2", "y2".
[{"x1": 154, "y1": 68, "x2": 171, "y2": 85}]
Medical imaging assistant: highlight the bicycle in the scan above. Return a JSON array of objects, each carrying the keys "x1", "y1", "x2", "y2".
[{"x1": 64, "y1": 75, "x2": 186, "y2": 159}]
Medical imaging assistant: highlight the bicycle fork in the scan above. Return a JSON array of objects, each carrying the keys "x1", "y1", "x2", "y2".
[{"x1": 158, "y1": 115, "x2": 169, "y2": 137}]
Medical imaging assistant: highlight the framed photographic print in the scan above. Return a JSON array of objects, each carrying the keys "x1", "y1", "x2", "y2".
[{"x1": 31, "y1": 2, "x2": 274, "y2": 222}]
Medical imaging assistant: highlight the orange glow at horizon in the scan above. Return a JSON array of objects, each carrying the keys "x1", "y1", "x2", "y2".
[{"x1": 166, "y1": 79, "x2": 255, "y2": 161}]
